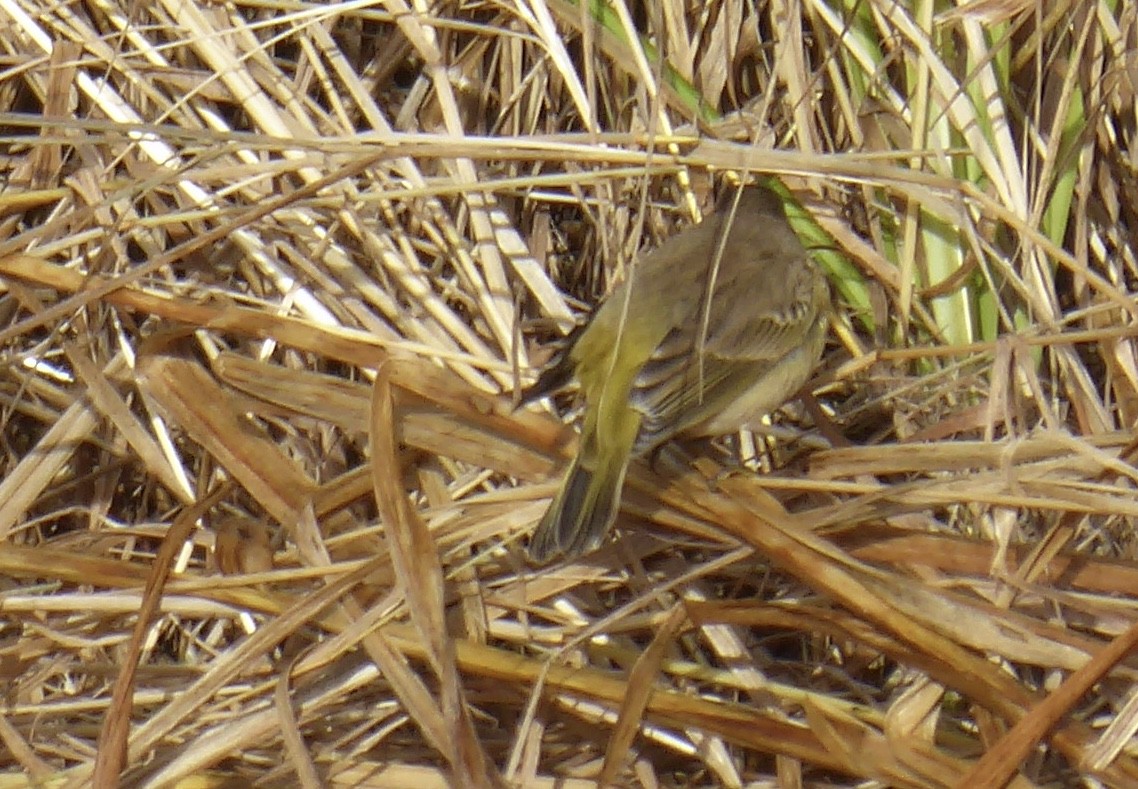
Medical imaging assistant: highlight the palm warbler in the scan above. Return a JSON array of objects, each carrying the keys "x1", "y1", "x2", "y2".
[{"x1": 526, "y1": 183, "x2": 830, "y2": 561}]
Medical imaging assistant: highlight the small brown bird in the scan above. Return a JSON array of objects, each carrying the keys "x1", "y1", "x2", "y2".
[{"x1": 526, "y1": 183, "x2": 830, "y2": 562}]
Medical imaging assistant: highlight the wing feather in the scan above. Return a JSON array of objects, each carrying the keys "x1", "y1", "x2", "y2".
[{"x1": 630, "y1": 262, "x2": 826, "y2": 452}]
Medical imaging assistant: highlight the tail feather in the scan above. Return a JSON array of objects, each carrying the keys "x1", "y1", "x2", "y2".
[{"x1": 528, "y1": 454, "x2": 628, "y2": 562}]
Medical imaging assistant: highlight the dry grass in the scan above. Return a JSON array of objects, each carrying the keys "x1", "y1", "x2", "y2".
[{"x1": 2, "y1": 1, "x2": 1138, "y2": 787}]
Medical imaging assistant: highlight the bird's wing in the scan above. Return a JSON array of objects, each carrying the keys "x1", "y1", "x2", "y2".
[
  {"x1": 518, "y1": 319, "x2": 588, "y2": 405},
  {"x1": 629, "y1": 264, "x2": 824, "y2": 451}
]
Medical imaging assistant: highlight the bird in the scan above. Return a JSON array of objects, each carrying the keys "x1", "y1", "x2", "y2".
[{"x1": 525, "y1": 182, "x2": 830, "y2": 562}]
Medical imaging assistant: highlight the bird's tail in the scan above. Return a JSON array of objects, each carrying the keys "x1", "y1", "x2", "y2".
[{"x1": 528, "y1": 449, "x2": 630, "y2": 562}]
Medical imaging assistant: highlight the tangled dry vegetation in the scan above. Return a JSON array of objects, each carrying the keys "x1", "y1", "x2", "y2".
[{"x1": 3, "y1": 1, "x2": 1138, "y2": 787}]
